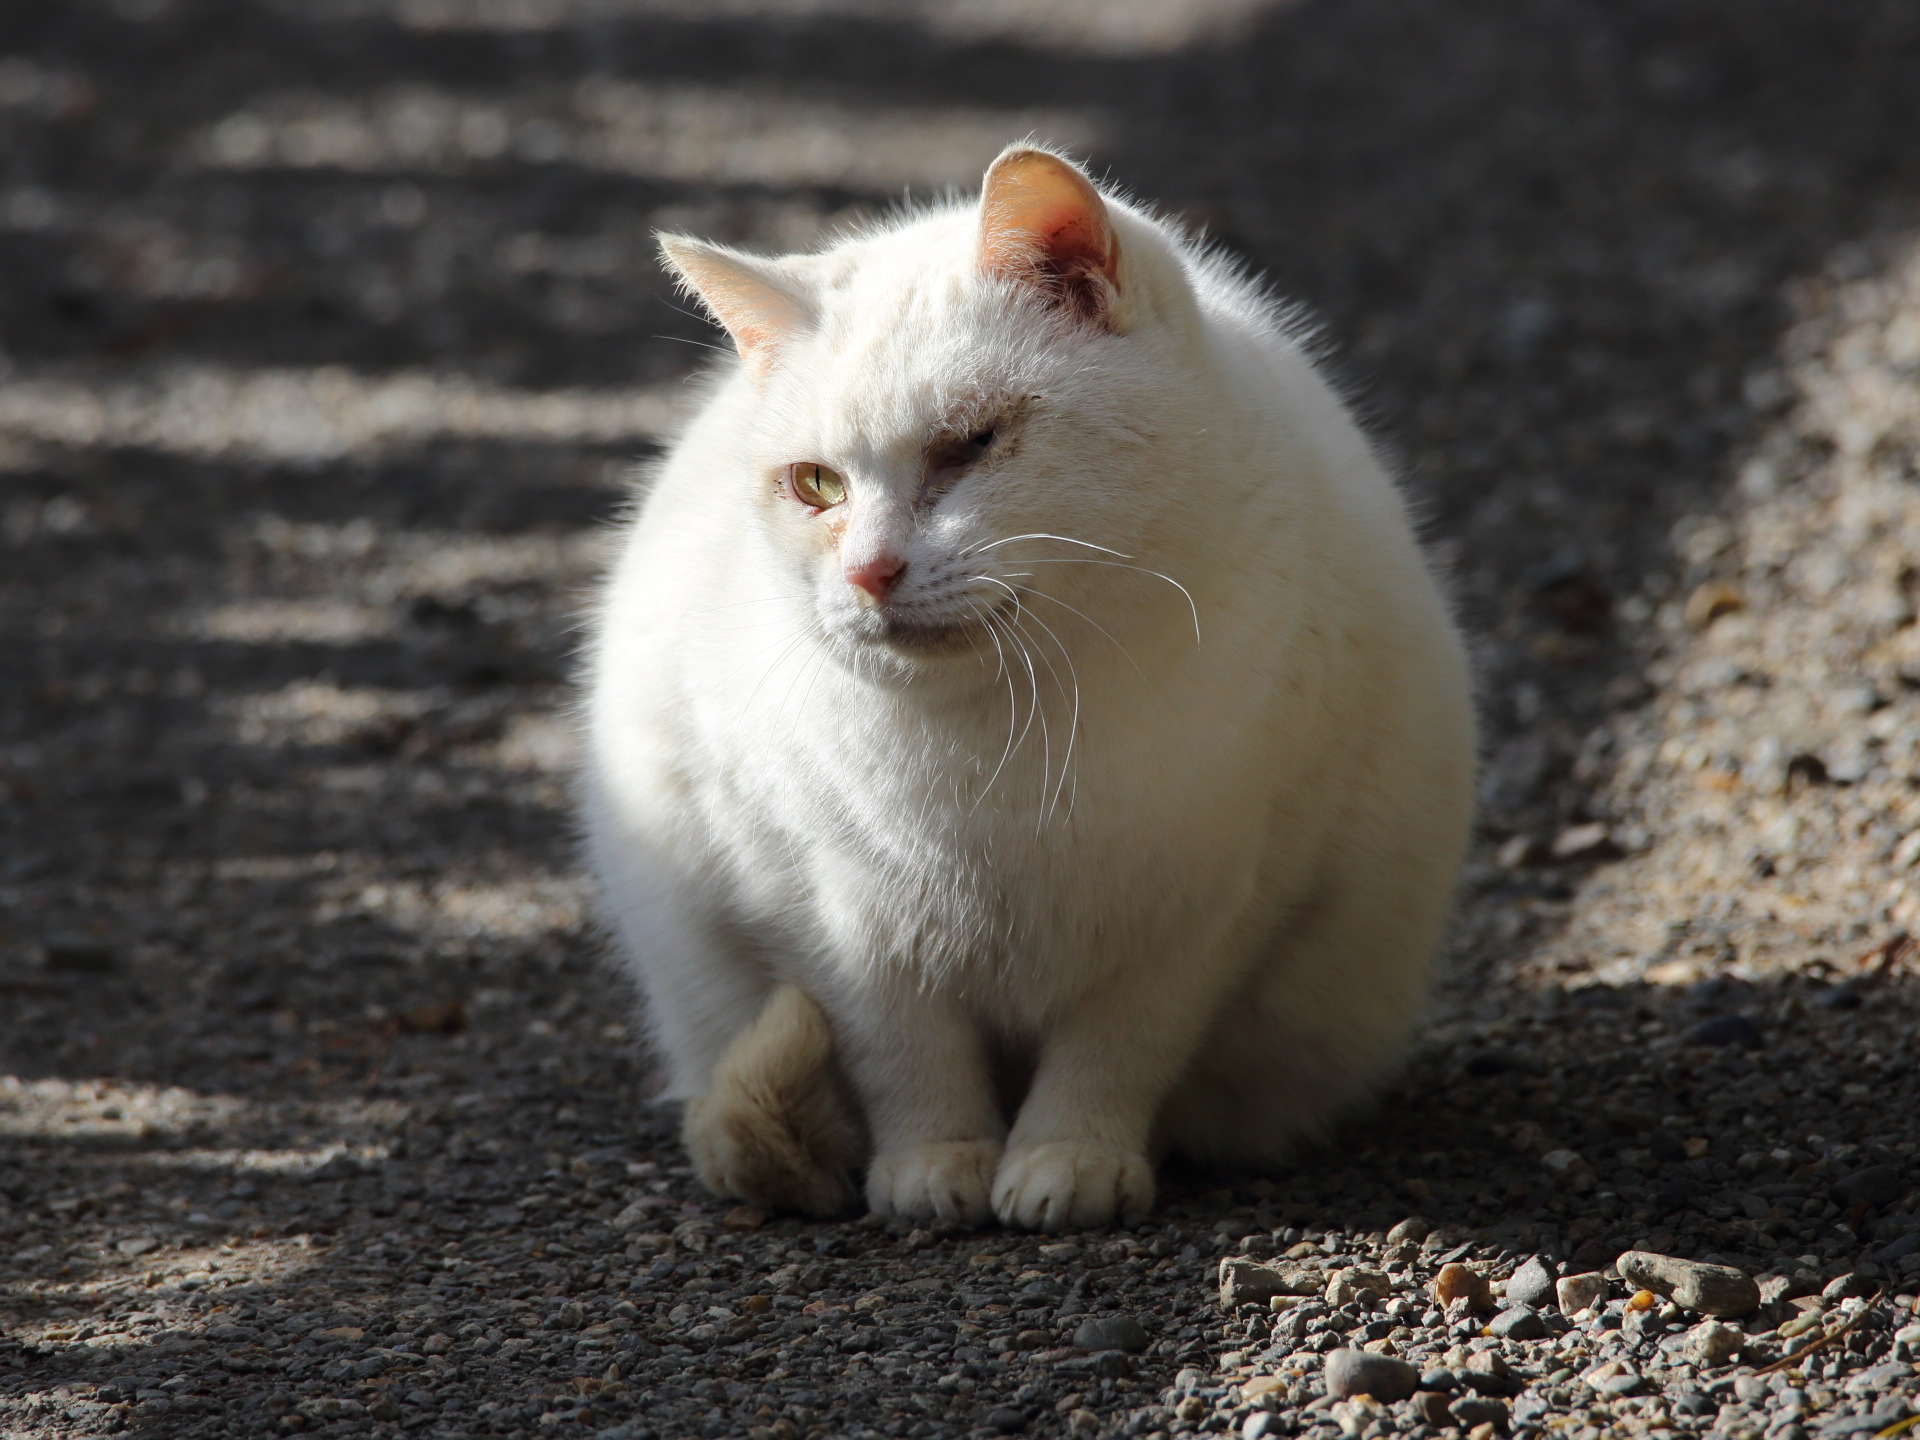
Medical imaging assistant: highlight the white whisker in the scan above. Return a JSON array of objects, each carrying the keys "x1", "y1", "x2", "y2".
[
  {"x1": 965, "y1": 531, "x2": 1130, "y2": 559},
  {"x1": 1006, "y1": 603, "x2": 1081, "y2": 825},
  {"x1": 1004, "y1": 581, "x2": 1144, "y2": 675},
  {"x1": 1008, "y1": 557, "x2": 1202, "y2": 644},
  {"x1": 973, "y1": 611, "x2": 1022, "y2": 813}
]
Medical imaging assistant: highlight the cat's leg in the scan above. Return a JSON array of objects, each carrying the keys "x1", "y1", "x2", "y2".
[
  {"x1": 830, "y1": 985, "x2": 1005, "y2": 1224},
  {"x1": 684, "y1": 983, "x2": 864, "y2": 1217},
  {"x1": 597, "y1": 865, "x2": 861, "y2": 1214},
  {"x1": 990, "y1": 959, "x2": 1230, "y2": 1231}
]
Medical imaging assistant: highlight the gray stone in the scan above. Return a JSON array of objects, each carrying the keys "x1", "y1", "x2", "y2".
[
  {"x1": 1820, "y1": 1414, "x2": 1901, "y2": 1439},
  {"x1": 1220, "y1": 1258, "x2": 1320, "y2": 1309},
  {"x1": 1505, "y1": 1255, "x2": 1558, "y2": 1309},
  {"x1": 1511, "y1": 1393, "x2": 1553, "y2": 1426},
  {"x1": 1488, "y1": 1305, "x2": 1547, "y2": 1340},
  {"x1": 1448, "y1": 1395, "x2": 1509, "y2": 1429},
  {"x1": 1832, "y1": 1165, "x2": 1904, "y2": 1208},
  {"x1": 1324, "y1": 1349, "x2": 1421, "y2": 1403},
  {"x1": 1461, "y1": 1366, "x2": 1522, "y2": 1399},
  {"x1": 1616, "y1": 1251, "x2": 1761, "y2": 1318},
  {"x1": 1681, "y1": 1319, "x2": 1743, "y2": 1367},
  {"x1": 1386, "y1": 1217, "x2": 1431, "y2": 1245},
  {"x1": 1872, "y1": 1232, "x2": 1920, "y2": 1266},
  {"x1": 1822, "y1": 1272, "x2": 1877, "y2": 1301},
  {"x1": 1845, "y1": 1363, "x2": 1914, "y2": 1394},
  {"x1": 1072, "y1": 1315, "x2": 1149, "y2": 1353}
]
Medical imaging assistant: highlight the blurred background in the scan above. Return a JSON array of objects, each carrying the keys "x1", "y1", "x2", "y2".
[{"x1": 3, "y1": 0, "x2": 1920, "y2": 1430}]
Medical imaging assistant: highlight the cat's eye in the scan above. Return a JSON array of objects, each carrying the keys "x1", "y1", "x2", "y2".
[
  {"x1": 926, "y1": 427, "x2": 998, "y2": 482},
  {"x1": 786, "y1": 462, "x2": 847, "y2": 510}
]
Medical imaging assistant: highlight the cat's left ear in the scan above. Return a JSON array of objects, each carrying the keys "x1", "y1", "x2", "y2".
[
  {"x1": 658, "y1": 235, "x2": 810, "y2": 377},
  {"x1": 977, "y1": 146, "x2": 1122, "y2": 328}
]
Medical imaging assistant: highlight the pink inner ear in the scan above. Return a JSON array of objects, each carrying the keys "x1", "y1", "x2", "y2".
[
  {"x1": 979, "y1": 152, "x2": 1120, "y2": 319},
  {"x1": 1023, "y1": 205, "x2": 1114, "y2": 286}
]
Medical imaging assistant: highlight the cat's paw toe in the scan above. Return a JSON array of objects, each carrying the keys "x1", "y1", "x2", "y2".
[
  {"x1": 990, "y1": 1141, "x2": 1154, "y2": 1231},
  {"x1": 867, "y1": 1140, "x2": 1001, "y2": 1224}
]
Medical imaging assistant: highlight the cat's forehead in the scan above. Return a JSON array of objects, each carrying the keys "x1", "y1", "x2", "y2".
[{"x1": 766, "y1": 213, "x2": 1050, "y2": 455}]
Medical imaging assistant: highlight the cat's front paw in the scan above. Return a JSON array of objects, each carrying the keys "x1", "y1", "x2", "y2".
[
  {"x1": 867, "y1": 1140, "x2": 1001, "y2": 1224},
  {"x1": 991, "y1": 1141, "x2": 1154, "y2": 1231}
]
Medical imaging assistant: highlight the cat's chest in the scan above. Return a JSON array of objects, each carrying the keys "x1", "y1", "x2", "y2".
[{"x1": 696, "y1": 734, "x2": 1238, "y2": 968}]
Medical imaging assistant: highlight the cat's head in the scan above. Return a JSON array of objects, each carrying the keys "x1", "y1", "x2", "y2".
[{"x1": 660, "y1": 145, "x2": 1220, "y2": 675}]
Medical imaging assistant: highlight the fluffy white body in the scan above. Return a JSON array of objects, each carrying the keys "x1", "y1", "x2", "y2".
[{"x1": 579, "y1": 148, "x2": 1475, "y2": 1230}]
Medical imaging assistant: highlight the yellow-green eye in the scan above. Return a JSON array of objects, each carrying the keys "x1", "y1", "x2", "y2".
[{"x1": 787, "y1": 462, "x2": 846, "y2": 509}]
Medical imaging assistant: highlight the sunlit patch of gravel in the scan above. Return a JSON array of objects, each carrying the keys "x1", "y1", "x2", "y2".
[{"x1": 1481, "y1": 234, "x2": 1920, "y2": 993}]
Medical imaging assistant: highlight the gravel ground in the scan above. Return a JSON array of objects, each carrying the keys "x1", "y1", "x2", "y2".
[{"x1": 4, "y1": 2, "x2": 1920, "y2": 1439}]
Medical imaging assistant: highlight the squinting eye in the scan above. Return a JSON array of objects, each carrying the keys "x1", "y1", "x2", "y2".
[{"x1": 787, "y1": 462, "x2": 847, "y2": 510}]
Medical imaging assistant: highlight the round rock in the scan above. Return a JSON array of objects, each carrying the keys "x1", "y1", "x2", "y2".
[
  {"x1": 1325, "y1": 1349, "x2": 1420, "y2": 1403},
  {"x1": 1489, "y1": 1305, "x2": 1547, "y2": 1341},
  {"x1": 1072, "y1": 1315, "x2": 1150, "y2": 1353},
  {"x1": 1505, "y1": 1255, "x2": 1558, "y2": 1309}
]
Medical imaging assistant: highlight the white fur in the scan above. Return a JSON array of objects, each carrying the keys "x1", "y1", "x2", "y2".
[{"x1": 579, "y1": 150, "x2": 1476, "y2": 1230}]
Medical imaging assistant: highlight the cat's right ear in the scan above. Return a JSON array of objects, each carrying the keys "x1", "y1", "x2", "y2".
[{"x1": 658, "y1": 235, "x2": 810, "y2": 377}]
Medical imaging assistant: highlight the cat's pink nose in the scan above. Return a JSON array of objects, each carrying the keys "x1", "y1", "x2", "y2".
[{"x1": 844, "y1": 555, "x2": 904, "y2": 602}]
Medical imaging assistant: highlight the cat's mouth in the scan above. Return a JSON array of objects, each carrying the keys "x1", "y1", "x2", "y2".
[{"x1": 873, "y1": 612, "x2": 990, "y2": 654}]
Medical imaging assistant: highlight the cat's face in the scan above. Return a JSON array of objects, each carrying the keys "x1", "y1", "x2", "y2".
[{"x1": 664, "y1": 148, "x2": 1195, "y2": 676}]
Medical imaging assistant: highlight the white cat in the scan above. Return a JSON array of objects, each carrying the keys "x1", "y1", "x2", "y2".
[{"x1": 579, "y1": 146, "x2": 1475, "y2": 1231}]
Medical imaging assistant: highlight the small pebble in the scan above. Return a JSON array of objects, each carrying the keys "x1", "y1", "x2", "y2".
[
  {"x1": 1505, "y1": 1255, "x2": 1559, "y2": 1309},
  {"x1": 1325, "y1": 1267, "x2": 1392, "y2": 1306},
  {"x1": 1556, "y1": 1272, "x2": 1607, "y2": 1315},
  {"x1": 1324, "y1": 1350, "x2": 1420, "y2": 1402},
  {"x1": 1433, "y1": 1263, "x2": 1495, "y2": 1313},
  {"x1": 1550, "y1": 821, "x2": 1613, "y2": 860},
  {"x1": 1412, "y1": 1391, "x2": 1453, "y2": 1426},
  {"x1": 1448, "y1": 1395, "x2": 1510, "y2": 1429},
  {"x1": 1822, "y1": 1271, "x2": 1877, "y2": 1301},
  {"x1": 1488, "y1": 1305, "x2": 1547, "y2": 1340},
  {"x1": 1072, "y1": 1315, "x2": 1150, "y2": 1353},
  {"x1": 1682, "y1": 1319, "x2": 1744, "y2": 1367}
]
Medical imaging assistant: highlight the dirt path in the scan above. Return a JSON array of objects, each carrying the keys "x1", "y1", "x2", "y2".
[{"x1": 3, "y1": 3, "x2": 1919, "y2": 1439}]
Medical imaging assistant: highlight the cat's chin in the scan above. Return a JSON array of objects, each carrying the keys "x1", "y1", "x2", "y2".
[{"x1": 879, "y1": 617, "x2": 987, "y2": 655}]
